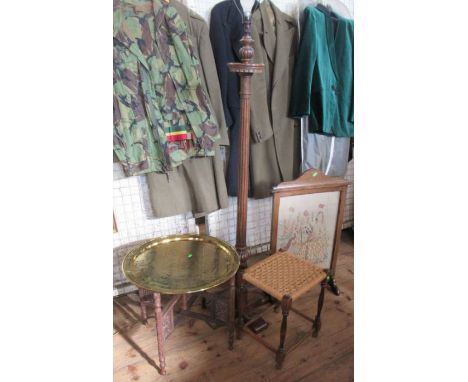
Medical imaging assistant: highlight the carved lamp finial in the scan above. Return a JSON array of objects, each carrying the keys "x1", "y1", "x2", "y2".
[
  {"x1": 239, "y1": 12, "x2": 254, "y2": 63},
  {"x1": 228, "y1": 12, "x2": 263, "y2": 76}
]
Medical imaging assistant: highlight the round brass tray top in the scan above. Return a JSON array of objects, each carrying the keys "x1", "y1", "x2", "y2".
[{"x1": 122, "y1": 234, "x2": 240, "y2": 294}]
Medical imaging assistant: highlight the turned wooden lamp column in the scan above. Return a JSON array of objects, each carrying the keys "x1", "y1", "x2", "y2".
[{"x1": 228, "y1": 12, "x2": 264, "y2": 328}]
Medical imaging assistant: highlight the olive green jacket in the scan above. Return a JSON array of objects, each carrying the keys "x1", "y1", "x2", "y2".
[
  {"x1": 290, "y1": 6, "x2": 354, "y2": 137},
  {"x1": 113, "y1": 0, "x2": 221, "y2": 176},
  {"x1": 249, "y1": 0, "x2": 301, "y2": 197}
]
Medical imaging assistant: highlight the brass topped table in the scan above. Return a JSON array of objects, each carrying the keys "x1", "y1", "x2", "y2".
[{"x1": 122, "y1": 234, "x2": 239, "y2": 375}]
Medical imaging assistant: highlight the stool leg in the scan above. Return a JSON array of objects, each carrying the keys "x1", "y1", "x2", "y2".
[
  {"x1": 276, "y1": 295, "x2": 292, "y2": 369},
  {"x1": 153, "y1": 293, "x2": 166, "y2": 375},
  {"x1": 138, "y1": 288, "x2": 147, "y2": 325},
  {"x1": 312, "y1": 281, "x2": 326, "y2": 337},
  {"x1": 229, "y1": 276, "x2": 235, "y2": 350}
]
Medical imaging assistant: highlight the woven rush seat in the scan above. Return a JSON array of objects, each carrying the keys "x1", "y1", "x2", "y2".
[{"x1": 243, "y1": 251, "x2": 327, "y2": 301}]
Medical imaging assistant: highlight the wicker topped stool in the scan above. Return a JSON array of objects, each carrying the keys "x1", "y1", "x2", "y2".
[
  {"x1": 240, "y1": 251, "x2": 328, "y2": 369},
  {"x1": 244, "y1": 252, "x2": 326, "y2": 301}
]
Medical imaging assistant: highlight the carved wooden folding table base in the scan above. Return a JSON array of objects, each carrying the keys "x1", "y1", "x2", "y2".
[{"x1": 137, "y1": 276, "x2": 236, "y2": 375}]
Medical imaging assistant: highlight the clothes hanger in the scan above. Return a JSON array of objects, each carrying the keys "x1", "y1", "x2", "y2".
[
  {"x1": 316, "y1": 0, "x2": 331, "y2": 12},
  {"x1": 318, "y1": 0, "x2": 353, "y2": 19},
  {"x1": 239, "y1": 0, "x2": 258, "y2": 12},
  {"x1": 316, "y1": 1, "x2": 338, "y2": 20},
  {"x1": 234, "y1": 0, "x2": 260, "y2": 20}
]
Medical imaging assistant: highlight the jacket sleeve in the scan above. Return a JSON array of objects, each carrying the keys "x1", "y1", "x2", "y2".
[
  {"x1": 289, "y1": 8, "x2": 318, "y2": 118},
  {"x1": 198, "y1": 18, "x2": 229, "y2": 146},
  {"x1": 249, "y1": 20, "x2": 274, "y2": 144},
  {"x1": 210, "y1": 5, "x2": 233, "y2": 130},
  {"x1": 349, "y1": 21, "x2": 354, "y2": 124}
]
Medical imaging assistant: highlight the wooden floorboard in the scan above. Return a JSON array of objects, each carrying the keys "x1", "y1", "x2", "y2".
[{"x1": 114, "y1": 230, "x2": 354, "y2": 381}]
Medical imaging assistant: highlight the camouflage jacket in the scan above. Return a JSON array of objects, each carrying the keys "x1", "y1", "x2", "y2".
[{"x1": 113, "y1": 0, "x2": 221, "y2": 175}]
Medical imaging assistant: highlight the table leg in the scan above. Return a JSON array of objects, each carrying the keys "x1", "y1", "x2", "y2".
[
  {"x1": 181, "y1": 293, "x2": 187, "y2": 310},
  {"x1": 201, "y1": 296, "x2": 207, "y2": 309},
  {"x1": 153, "y1": 292, "x2": 166, "y2": 375},
  {"x1": 229, "y1": 276, "x2": 235, "y2": 350},
  {"x1": 138, "y1": 288, "x2": 147, "y2": 325}
]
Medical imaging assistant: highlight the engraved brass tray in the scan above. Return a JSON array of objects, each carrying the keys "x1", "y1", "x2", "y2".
[{"x1": 122, "y1": 234, "x2": 240, "y2": 294}]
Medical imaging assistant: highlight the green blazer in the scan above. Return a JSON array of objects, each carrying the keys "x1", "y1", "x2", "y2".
[{"x1": 290, "y1": 6, "x2": 353, "y2": 137}]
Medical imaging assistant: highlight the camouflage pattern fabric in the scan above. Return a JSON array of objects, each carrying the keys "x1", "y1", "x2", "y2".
[{"x1": 113, "y1": 0, "x2": 221, "y2": 175}]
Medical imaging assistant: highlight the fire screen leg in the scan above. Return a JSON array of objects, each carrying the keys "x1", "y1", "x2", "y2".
[{"x1": 327, "y1": 275, "x2": 341, "y2": 296}]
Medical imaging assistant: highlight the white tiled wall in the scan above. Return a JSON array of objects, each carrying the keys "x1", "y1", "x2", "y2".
[
  {"x1": 207, "y1": 196, "x2": 273, "y2": 249},
  {"x1": 113, "y1": 164, "x2": 197, "y2": 248},
  {"x1": 113, "y1": 0, "x2": 354, "y2": 295}
]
